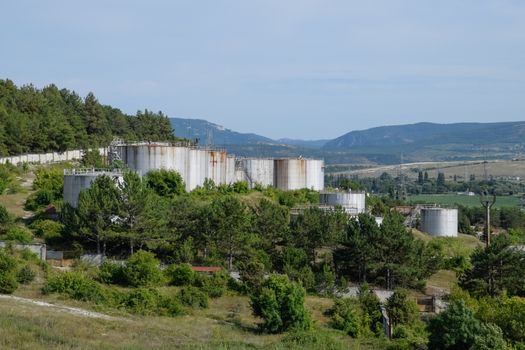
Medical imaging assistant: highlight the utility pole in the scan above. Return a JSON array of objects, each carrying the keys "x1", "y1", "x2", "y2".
[{"x1": 480, "y1": 192, "x2": 496, "y2": 247}]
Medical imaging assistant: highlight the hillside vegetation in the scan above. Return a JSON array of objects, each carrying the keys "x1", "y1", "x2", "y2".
[{"x1": 0, "y1": 79, "x2": 175, "y2": 156}]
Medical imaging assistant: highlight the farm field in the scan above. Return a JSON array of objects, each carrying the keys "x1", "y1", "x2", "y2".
[
  {"x1": 327, "y1": 159, "x2": 525, "y2": 181},
  {"x1": 407, "y1": 193, "x2": 522, "y2": 208}
]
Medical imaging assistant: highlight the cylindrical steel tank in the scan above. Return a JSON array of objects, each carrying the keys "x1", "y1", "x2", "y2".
[
  {"x1": 320, "y1": 191, "x2": 366, "y2": 215},
  {"x1": 305, "y1": 159, "x2": 324, "y2": 191},
  {"x1": 236, "y1": 158, "x2": 274, "y2": 188},
  {"x1": 63, "y1": 169, "x2": 123, "y2": 208},
  {"x1": 420, "y1": 208, "x2": 458, "y2": 237},
  {"x1": 115, "y1": 143, "x2": 236, "y2": 191},
  {"x1": 274, "y1": 159, "x2": 307, "y2": 190}
]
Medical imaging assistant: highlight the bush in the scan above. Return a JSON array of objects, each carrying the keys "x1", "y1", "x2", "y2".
[
  {"x1": 165, "y1": 263, "x2": 194, "y2": 286},
  {"x1": 178, "y1": 286, "x2": 209, "y2": 309},
  {"x1": 30, "y1": 220, "x2": 63, "y2": 243},
  {"x1": 471, "y1": 323, "x2": 506, "y2": 350},
  {"x1": 33, "y1": 167, "x2": 63, "y2": 197},
  {"x1": 428, "y1": 300, "x2": 481, "y2": 350},
  {"x1": 43, "y1": 271, "x2": 105, "y2": 303},
  {"x1": 0, "y1": 249, "x2": 19, "y2": 294},
  {"x1": 250, "y1": 274, "x2": 312, "y2": 333},
  {"x1": 0, "y1": 205, "x2": 12, "y2": 228},
  {"x1": 193, "y1": 270, "x2": 229, "y2": 298},
  {"x1": 124, "y1": 250, "x2": 163, "y2": 287},
  {"x1": 157, "y1": 295, "x2": 185, "y2": 316},
  {"x1": 17, "y1": 265, "x2": 36, "y2": 284},
  {"x1": 98, "y1": 261, "x2": 126, "y2": 285},
  {"x1": 328, "y1": 298, "x2": 362, "y2": 337},
  {"x1": 123, "y1": 287, "x2": 160, "y2": 315},
  {"x1": 24, "y1": 190, "x2": 55, "y2": 211},
  {"x1": 5, "y1": 226, "x2": 33, "y2": 243}
]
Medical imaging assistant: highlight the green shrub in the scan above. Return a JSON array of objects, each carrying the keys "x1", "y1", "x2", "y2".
[
  {"x1": 30, "y1": 220, "x2": 63, "y2": 243},
  {"x1": 328, "y1": 298, "x2": 362, "y2": 337},
  {"x1": 0, "y1": 249, "x2": 19, "y2": 294},
  {"x1": 124, "y1": 250, "x2": 163, "y2": 287},
  {"x1": 17, "y1": 265, "x2": 36, "y2": 284},
  {"x1": 123, "y1": 288, "x2": 160, "y2": 315},
  {"x1": 178, "y1": 286, "x2": 209, "y2": 309},
  {"x1": 157, "y1": 295, "x2": 185, "y2": 316},
  {"x1": 193, "y1": 270, "x2": 229, "y2": 298},
  {"x1": 428, "y1": 300, "x2": 481, "y2": 350},
  {"x1": 24, "y1": 190, "x2": 54, "y2": 211},
  {"x1": 20, "y1": 248, "x2": 40, "y2": 263},
  {"x1": 165, "y1": 263, "x2": 194, "y2": 286},
  {"x1": 33, "y1": 167, "x2": 63, "y2": 197},
  {"x1": 43, "y1": 271, "x2": 105, "y2": 303},
  {"x1": 250, "y1": 274, "x2": 312, "y2": 333},
  {"x1": 6, "y1": 226, "x2": 33, "y2": 243},
  {"x1": 0, "y1": 205, "x2": 12, "y2": 228},
  {"x1": 98, "y1": 261, "x2": 126, "y2": 285}
]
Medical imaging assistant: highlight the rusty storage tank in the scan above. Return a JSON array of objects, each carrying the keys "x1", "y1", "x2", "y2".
[
  {"x1": 274, "y1": 159, "x2": 307, "y2": 190},
  {"x1": 320, "y1": 191, "x2": 366, "y2": 215},
  {"x1": 305, "y1": 159, "x2": 325, "y2": 191},
  {"x1": 63, "y1": 169, "x2": 123, "y2": 208},
  {"x1": 114, "y1": 142, "x2": 235, "y2": 191},
  {"x1": 236, "y1": 158, "x2": 274, "y2": 188},
  {"x1": 420, "y1": 207, "x2": 458, "y2": 237}
]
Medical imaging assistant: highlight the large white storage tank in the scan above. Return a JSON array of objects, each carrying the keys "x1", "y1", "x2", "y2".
[
  {"x1": 115, "y1": 143, "x2": 235, "y2": 191},
  {"x1": 320, "y1": 191, "x2": 366, "y2": 215},
  {"x1": 305, "y1": 159, "x2": 324, "y2": 191},
  {"x1": 236, "y1": 158, "x2": 274, "y2": 188},
  {"x1": 63, "y1": 169, "x2": 123, "y2": 208},
  {"x1": 420, "y1": 208, "x2": 458, "y2": 237},
  {"x1": 274, "y1": 159, "x2": 307, "y2": 190}
]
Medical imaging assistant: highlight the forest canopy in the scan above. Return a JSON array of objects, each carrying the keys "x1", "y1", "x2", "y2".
[{"x1": 0, "y1": 79, "x2": 176, "y2": 156}]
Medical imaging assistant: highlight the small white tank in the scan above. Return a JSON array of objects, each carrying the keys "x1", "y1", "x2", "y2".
[
  {"x1": 320, "y1": 191, "x2": 366, "y2": 215},
  {"x1": 63, "y1": 169, "x2": 123, "y2": 208},
  {"x1": 420, "y1": 208, "x2": 458, "y2": 237}
]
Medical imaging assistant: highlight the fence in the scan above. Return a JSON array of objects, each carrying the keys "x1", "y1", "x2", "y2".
[{"x1": 0, "y1": 148, "x2": 107, "y2": 165}]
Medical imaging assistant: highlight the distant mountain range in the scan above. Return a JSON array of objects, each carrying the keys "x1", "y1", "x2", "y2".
[{"x1": 170, "y1": 118, "x2": 525, "y2": 165}]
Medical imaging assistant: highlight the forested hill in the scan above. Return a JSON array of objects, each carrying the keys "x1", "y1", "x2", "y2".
[
  {"x1": 170, "y1": 117, "x2": 275, "y2": 145},
  {"x1": 0, "y1": 79, "x2": 175, "y2": 156},
  {"x1": 323, "y1": 122, "x2": 525, "y2": 150}
]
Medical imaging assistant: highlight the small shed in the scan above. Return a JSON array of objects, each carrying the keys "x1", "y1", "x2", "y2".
[{"x1": 191, "y1": 266, "x2": 221, "y2": 274}]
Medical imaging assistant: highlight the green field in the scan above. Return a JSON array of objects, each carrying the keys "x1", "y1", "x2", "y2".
[{"x1": 408, "y1": 193, "x2": 522, "y2": 208}]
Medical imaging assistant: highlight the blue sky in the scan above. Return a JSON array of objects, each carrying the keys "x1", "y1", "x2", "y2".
[{"x1": 1, "y1": 0, "x2": 524, "y2": 139}]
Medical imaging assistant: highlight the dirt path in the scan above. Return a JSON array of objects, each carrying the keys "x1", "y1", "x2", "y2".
[{"x1": 0, "y1": 294, "x2": 124, "y2": 321}]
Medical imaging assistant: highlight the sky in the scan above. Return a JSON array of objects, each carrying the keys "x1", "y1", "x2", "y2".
[{"x1": 1, "y1": 0, "x2": 524, "y2": 140}]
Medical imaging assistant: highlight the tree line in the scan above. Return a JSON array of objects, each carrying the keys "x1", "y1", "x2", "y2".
[{"x1": 0, "y1": 79, "x2": 175, "y2": 156}]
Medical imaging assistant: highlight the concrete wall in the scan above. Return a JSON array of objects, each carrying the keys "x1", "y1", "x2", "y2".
[
  {"x1": 0, "y1": 241, "x2": 46, "y2": 261},
  {"x1": 0, "y1": 148, "x2": 107, "y2": 165},
  {"x1": 420, "y1": 208, "x2": 458, "y2": 237}
]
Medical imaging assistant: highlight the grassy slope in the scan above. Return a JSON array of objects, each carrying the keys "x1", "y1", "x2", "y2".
[
  {"x1": 412, "y1": 229, "x2": 482, "y2": 294},
  {"x1": 0, "y1": 292, "x2": 387, "y2": 350}
]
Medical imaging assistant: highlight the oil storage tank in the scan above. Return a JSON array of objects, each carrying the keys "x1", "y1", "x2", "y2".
[
  {"x1": 274, "y1": 159, "x2": 307, "y2": 190},
  {"x1": 320, "y1": 191, "x2": 366, "y2": 215},
  {"x1": 420, "y1": 208, "x2": 458, "y2": 237},
  {"x1": 236, "y1": 158, "x2": 274, "y2": 188},
  {"x1": 114, "y1": 142, "x2": 236, "y2": 192},
  {"x1": 63, "y1": 169, "x2": 123, "y2": 208},
  {"x1": 305, "y1": 159, "x2": 324, "y2": 191}
]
